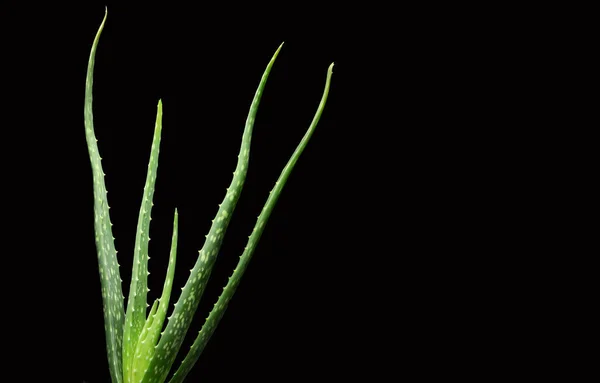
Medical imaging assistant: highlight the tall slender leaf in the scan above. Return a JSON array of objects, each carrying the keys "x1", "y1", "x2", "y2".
[
  {"x1": 84, "y1": 8, "x2": 125, "y2": 383},
  {"x1": 123, "y1": 99, "x2": 164, "y2": 382},
  {"x1": 140, "y1": 43, "x2": 284, "y2": 383},
  {"x1": 132, "y1": 209, "x2": 179, "y2": 382},
  {"x1": 168, "y1": 62, "x2": 334, "y2": 383}
]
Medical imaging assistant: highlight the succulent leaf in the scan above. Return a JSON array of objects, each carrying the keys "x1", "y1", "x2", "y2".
[
  {"x1": 132, "y1": 209, "x2": 179, "y2": 382},
  {"x1": 84, "y1": 8, "x2": 125, "y2": 383},
  {"x1": 168, "y1": 62, "x2": 335, "y2": 383},
  {"x1": 123, "y1": 99, "x2": 164, "y2": 382},
  {"x1": 139, "y1": 43, "x2": 284, "y2": 383}
]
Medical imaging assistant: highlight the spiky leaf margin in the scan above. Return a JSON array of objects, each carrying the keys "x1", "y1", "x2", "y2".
[
  {"x1": 84, "y1": 8, "x2": 125, "y2": 383},
  {"x1": 140, "y1": 43, "x2": 284, "y2": 383},
  {"x1": 123, "y1": 99, "x2": 164, "y2": 382},
  {"x1": 169, "y1": 62, "x2": 334, "y2": 383}
]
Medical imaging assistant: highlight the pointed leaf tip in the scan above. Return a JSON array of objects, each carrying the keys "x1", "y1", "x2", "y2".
[
  {"x1": 274, "y1": 42, "x2": 284, "y2": 57},
  {"x1": 157, "y1": 100, "x2": 163, "y2": 118}
]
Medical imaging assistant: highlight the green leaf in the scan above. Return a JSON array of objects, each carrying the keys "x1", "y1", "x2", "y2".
[
  {"x1": 84, "y1": 8, "x2": 125, "y2": 383},
  {"x1": 123, "y1": 99, "x2": 164, "y2": 382},
  {"x1": 140, "y1": 43, "x2": 284, "y2": 383},
  {"x1": 138, "y1": 299, "x2": 160, "y2": 346},
  {"x1": 132, "y1": 209, "x2": 179, "y2": 382},
  {"x1": 168, "y1": 62, "x2": 335, "y2": 383}
]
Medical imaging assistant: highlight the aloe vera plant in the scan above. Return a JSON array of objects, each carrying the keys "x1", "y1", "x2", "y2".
[{"x1": 84, "y1": 9, "x2": 333, "y2": 383}]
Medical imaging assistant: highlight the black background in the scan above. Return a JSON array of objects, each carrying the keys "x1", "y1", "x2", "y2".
[{"x1": 2, "y1": 2, "x2": 557, "y2": 382}]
